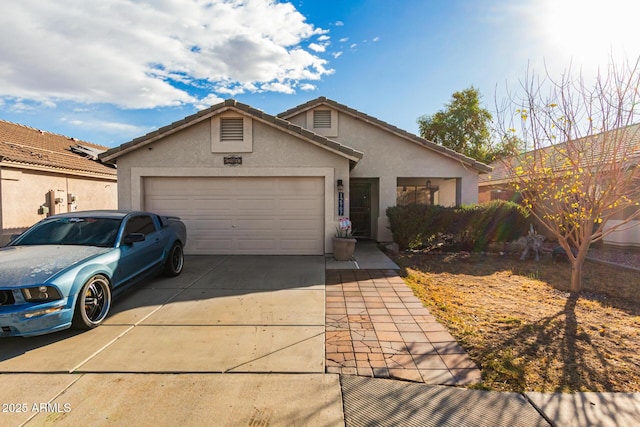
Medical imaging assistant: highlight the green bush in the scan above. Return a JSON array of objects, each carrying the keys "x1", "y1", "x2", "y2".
[{"x1": 386, "y1": 200, "x2": 530, "y2": 251}]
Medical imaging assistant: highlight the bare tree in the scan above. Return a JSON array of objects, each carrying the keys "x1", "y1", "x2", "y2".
[{"x1": 497, "y1": 58, "x2": 640, "y2": 292}]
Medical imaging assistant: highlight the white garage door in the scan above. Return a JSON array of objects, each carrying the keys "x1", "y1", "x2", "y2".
[{"x1": 144, "y1": 177, "x2": 325, "y2": 255}]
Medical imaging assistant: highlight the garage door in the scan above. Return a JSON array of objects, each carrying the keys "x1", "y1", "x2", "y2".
[{"x1": 144, "y1": 177, "x2": 325, "y2": 255}]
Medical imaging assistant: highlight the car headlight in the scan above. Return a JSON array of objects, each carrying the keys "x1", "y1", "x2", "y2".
[{"x1": 22, "y1": 286, "x2": 62, "y2": 302}]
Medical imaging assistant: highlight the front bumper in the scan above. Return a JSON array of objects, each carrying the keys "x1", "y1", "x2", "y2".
[{"x1": 0, "y1": 299, "x2": 73, "y2": 337}]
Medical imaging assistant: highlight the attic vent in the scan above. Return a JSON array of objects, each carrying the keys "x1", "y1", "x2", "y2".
[
  {"x1": 220, "y1": 118, "x2": 244, "y2": 141},
  {"x1": 313, "y1": 110, "x2": 332, "y2": 128}
]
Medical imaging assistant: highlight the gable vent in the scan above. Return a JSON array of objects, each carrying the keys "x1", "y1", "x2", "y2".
[
  {"x1": 313, "y1": 110, "x2": 332, "y2": 128},
  {"x1": 220, "y1": 118, "x2": 244, "y2": 141}
]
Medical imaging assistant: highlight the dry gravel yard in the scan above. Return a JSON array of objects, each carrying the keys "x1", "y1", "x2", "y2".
[{"x1": 394, "y1": 251, "x2": 640, "y2": 393}]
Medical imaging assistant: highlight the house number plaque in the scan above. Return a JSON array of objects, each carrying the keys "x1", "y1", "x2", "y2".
[{"x1": 224, "y1": 155, "x2": 242, "y2": 165}]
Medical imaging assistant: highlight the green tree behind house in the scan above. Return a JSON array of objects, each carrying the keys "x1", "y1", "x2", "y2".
[{"x1": 418, "y1": 86, "x2": 521, "y2": 163}]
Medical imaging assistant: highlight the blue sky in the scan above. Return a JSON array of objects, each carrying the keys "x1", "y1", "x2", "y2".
[{"x1": 1, "y1": 0, "x2": 639, "y2": 147}]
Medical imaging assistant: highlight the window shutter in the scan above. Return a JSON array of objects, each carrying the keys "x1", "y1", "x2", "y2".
[
  {"x1": 221, "y1": 118, "x2": 244, "y2": 141},
  {"x1": 313, "y1": 110, "x2": 332, "y2": 128}
]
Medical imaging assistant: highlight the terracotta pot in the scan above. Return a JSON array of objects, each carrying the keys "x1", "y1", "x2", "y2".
[{"x1": 333, "y1": 237, "x2": 356, "y2": 261}]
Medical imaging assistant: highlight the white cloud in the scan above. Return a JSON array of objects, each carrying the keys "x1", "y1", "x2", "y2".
[
  {"x1": 0, "y1": 1, "x2": 333, "y2": 109},
  {"x1": 334, "y1": 21, "x2": 344, "y2": 26},
  {"x1": 318, "y1": 35, "x2": 330, "y2": 42},
  {"x1": 10, "y1": 102, "x2": 35, "y2": 112},
  {"x1": 213, "y1": 82, "x2": 258, "y2": 96},
  {"x1": 372, "y1": 37, "x2": 380, "y2": 42},
  {"x1": 333, "y1": 52, "x2": 343, "y2": 59},
  {"x1": 195, "y1": 93, "x2": 225, "y2": 110},
  {"x1": 340, "y1": 37, "x2": 349, "y2": 43},
  {"x1": 5, "y1": 98, "x2": 56, "y2": 112},
  {"x1": 61, "y1": 117, "x2": 150, "y2": 135},
  {"x1": 260, "y1": 82, "x2": 295, "y2": 94},
  {"x1": 350, "y1": 43, "x2": 358, "y2": 49},
  {"x1": 309, "y1": 43, "x2": 326, "y2": 52},
  {"x1": 299, "y1": 83, "x2": 316, "y2": 91}
]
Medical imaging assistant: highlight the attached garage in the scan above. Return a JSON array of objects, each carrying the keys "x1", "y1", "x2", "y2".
[
  {"x1": 144, "y1": 176, "x2": 324, "y2": 255},
  {"x1": 100, "y1": 99, "x2": 363, "y2": 256}
]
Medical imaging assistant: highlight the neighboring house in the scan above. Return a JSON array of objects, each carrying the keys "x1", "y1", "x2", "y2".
[
  {"x1": 479, "y1": 124, "x2": 640, "y2": 247},
  {"x1": 0, "y1": 120, "x2": 117, "y2": 245},
  {"x1": 100, "y1": 97, "x2": 490, "y2": 255}
]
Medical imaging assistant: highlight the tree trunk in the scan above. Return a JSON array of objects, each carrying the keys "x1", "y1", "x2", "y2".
[
  {"x1": 569, "y1": 244, "x2": 589, "y2": 293},
  {"x1": 570, "y1": 259, "x2": 583, "y2": 293}
]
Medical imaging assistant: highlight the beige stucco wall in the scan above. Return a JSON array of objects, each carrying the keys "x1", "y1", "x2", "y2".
[
  {"x1": 288, "y1": 108, "x2": 481, "y2": 242},
  {"x1": 0, "y1": 166, "x2": 117, "y2": 244},
  {"x1": 115, "y1": 116, "x2": 351, "y2": 253}
]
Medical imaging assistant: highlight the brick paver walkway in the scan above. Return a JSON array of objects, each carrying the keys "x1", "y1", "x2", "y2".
[{"x1": 325, "y1": 269, "x2": 482, "y2": 385}]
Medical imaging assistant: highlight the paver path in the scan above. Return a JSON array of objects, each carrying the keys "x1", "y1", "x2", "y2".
[{"x1": 325, "y1": 269, "x2": 482, "y2": 385}]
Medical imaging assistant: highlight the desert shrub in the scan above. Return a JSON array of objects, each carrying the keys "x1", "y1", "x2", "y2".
[
  {"x1": 387, "y1": 200, "x2": 529, "y2": 251},
  {"x1": 385, "y1": 204, "x2": 430, "y2": 250}
]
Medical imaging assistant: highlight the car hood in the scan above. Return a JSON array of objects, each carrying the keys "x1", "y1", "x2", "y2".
[{"x1": 0, "y1": 245, "x2": 112, "y2": 288}]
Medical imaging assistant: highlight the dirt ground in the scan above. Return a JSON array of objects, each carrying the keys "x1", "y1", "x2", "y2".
[{"x1": 394, "y1": 252, "x2": 640, "y2": 392}]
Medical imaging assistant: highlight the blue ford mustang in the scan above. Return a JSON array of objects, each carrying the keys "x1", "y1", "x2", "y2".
[{"x1": 0, "y1": 211, "x2": 187, "y2": 337}]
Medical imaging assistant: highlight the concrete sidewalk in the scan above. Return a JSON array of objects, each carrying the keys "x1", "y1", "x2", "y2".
[{"x1": 2, "y1": 372, "x2": 638, "y2": 426}]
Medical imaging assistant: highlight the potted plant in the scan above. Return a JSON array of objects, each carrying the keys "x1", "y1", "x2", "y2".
[{"x1": 333, "y1": 218, "x2": 356, "y2": 261}]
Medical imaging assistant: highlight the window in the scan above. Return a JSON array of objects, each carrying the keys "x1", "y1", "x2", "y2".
[
  {"x1": 124, "y1": 215, "x2": 157, "y2": 236},
  {"x1": 220, "y1": 118, "x2": 244, "y2": 141},
  {"x1": 396, "y1": 185, "x2": 438, "y2": 206},
  {"x1": 313, "y1": 110, "x2": 332, "y2": 128}
]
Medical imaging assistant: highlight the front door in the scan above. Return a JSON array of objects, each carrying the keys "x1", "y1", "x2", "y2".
[{"x1": 350, "y1": 182, "x2": 371, "y2": 237}]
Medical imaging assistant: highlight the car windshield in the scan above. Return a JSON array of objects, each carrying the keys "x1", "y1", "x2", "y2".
[{"x1": 14, "y1": 217, "x2": 122, "y2": 247}]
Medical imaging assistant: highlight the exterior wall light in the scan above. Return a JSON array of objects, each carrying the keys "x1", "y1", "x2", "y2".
[{"x1": 337, "y1": 179, "x2": 344, "y2": 192}]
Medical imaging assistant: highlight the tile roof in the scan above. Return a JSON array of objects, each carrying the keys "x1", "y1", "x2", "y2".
[
  {"x1": 0, "y1": 120, "x2": 116, "y2": 177},
  {"x1": 99, "y1": 99, "x2": 364, "y2": 163},
  {"x1": 480, "y1": 123, "x2": 640, "y2": 185},
  {"x1": 278, "y1": 97, "x2": 492, "y2": 173}
]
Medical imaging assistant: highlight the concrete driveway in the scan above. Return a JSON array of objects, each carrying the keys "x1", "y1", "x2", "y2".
[
  {"x1": 0, "y1": 256, "x2": 344, "y2": 426},
  {"x1": 0, "y1": 255, "x2": 326, "y2": 374}
]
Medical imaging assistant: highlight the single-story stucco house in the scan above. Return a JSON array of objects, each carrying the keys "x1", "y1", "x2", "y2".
[
  {"x1": 99, "y1": 97, "x2": 491, "y2": 255},
  {"x1": 0, "y1": 120, "x2": 117, "y2": 245}
]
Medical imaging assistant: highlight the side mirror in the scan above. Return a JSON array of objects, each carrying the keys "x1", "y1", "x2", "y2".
[{"x1": 123, "y1": 233, "x2": 145, "y2": 245}]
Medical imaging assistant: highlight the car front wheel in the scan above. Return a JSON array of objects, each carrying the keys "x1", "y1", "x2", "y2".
[
  {"x1": 72, "y1": 274, "x2": 112, "y2": 329},
  {"x1": 163, "y1": 242, "x2": 184, "y2": 277}
]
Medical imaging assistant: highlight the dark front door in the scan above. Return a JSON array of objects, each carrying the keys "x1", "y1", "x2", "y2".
[{"x1": 350, "y1": 182, "x2": 371, "y2": 237}]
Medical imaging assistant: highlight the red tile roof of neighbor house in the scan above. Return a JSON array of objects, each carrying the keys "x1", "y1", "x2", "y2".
[
  {"x1": 0, "y1": 120, "x2": 116, "y2": 177},
  {"x1": 480, "y1": 123, "x2": 640, "y2": 185}
]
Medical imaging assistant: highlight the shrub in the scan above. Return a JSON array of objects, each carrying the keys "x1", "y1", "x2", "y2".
[{"x1": 387, "y1": 200, "x2": 529, "y2": 251}]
